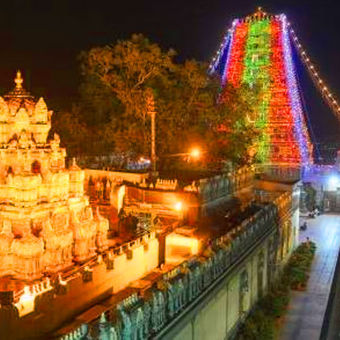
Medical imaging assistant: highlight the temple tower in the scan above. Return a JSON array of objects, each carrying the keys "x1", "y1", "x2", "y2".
[
  {"x1": 0, "y1": 72, "x2": 109, "y2": 281},
  {"x1": 210, "y1": 8, "x2": 313, "y2": 166}
]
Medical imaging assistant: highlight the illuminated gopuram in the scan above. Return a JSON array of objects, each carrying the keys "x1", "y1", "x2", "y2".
[
  {"x1": 0, "y1": 71, "x2": 109, "y2": 281},
  {"x1": 210, "y1": 8, "x2": 313, "y2": 165}
]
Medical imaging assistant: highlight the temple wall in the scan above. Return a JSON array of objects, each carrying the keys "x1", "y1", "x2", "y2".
[
  {"x1": 111, "y1": 237, "x2": 159, "y2": 293},
  {"x1": 173, "y1": 322, "x2": 193, "y2": 340},
  {"x1": 84, "y1": 169, "x2": 149, "y2": 186},
  {"x1": 50, "y1": 187, "x2": 296, "y2": 340},
  {"x1": 86, "y1": 167, "x2": 255, "y2": 225},
  {"x1": 160, "y1": 238, "x2": 275, "y2": 340},
  {"x1": 250, "y1": 252, "x2": 259, "y2": 304},
  {"x1": 226, "y1": 274, "x2": 239, "y2": 334},
  {"x1": 195, "y1": 287, "x2": 228, "y2": 340},
  {"x1": 0, "y1": 233, "x2": 159, "y2": 339}
]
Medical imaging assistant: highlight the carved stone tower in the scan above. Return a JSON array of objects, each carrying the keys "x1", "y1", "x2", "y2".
[{"x1": 0, "y1": 72, "x2": 109, "y2": 281}]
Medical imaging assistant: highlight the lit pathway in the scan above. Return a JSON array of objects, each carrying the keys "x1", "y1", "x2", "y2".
[{"x1": 279, "y1": 214, "x2": 340, "y2": 340}]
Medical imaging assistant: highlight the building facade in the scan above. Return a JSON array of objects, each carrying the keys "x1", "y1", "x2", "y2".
[{"x1": 0, "y1": 74, "x2": 299, "y2": 340}]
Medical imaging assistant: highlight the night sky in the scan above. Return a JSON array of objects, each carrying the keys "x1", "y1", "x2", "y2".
[{"x1": 0, "y1": 0, "x2": 339, "y2": 144}]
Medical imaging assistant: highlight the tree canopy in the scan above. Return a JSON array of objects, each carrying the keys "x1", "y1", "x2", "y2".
[{"x1": 53, "y1": 34, "x2": 260, "y2": 169}]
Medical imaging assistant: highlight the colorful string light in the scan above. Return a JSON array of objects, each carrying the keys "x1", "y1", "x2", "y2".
[
  {"x1": 288, "y1": 24, "x2": 340, "y2": 118},
  {"x1": 208, "y1": 27, "x2": 232, "y2": 76},
  {"x1": 242, "y1": 18, "x2": 271, "y2": 162},
  {"x1": 211, "y1": 8, "x2": 313, "y2": 165},
  {"x1": 281, "y1": 14, "x2": 313, "y2": 164}
]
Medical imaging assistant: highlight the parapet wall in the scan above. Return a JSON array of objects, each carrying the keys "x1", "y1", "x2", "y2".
[
  {"x1": 84, "y1": 169, "x2": 149, "y2": 186},
  {"x1": 54, "y1": 199, "x2": 294, "y2": 340},
  {"x1": 0, "y1": 232, "x2": 159, "y2": 339}
]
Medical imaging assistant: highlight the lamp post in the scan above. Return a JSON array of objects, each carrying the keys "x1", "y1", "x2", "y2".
[{"x1": 145, "y1": 88, "x2": 157, "y2": 177}]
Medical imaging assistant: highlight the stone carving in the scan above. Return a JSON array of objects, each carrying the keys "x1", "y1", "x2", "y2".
[
  {"x1": 0, "y1": 73, "x2": 109, "y2": 280},
  {"x1": 117, "y1": 305, "x2": 132, "y2": 340}
]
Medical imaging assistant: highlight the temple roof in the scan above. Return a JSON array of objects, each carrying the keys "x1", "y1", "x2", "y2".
[
  {"x1": 4, "y1": 71, "x2": 36, "y2": 110},
  {"x1": 245, "y1": 7, "x2": 273, "y2": 21}
]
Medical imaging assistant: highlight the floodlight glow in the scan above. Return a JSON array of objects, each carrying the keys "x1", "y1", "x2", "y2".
[
  {"x1": 138, "y1": 157, "x2": 150, "y2": 164},
  {"x1": 328, "y1": 175, "x2": 340, "y2": 190},
  {"x1": 190, "y1": 148, "x2": 201, "y2": 159},
  {"x1": 174, "y1": 202, "x2": 183, "y2": 211}
]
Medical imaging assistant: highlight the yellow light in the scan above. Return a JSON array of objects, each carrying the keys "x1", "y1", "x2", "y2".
[
  {"x1": 190, "y1": 148, "x2": 201, "y2": 159},
  {"x1": 20, "y1": 286, "x2": 34, "y2": 303},
  {"x1": 15, "y1": 286, "x2": 35, "y2": 317},
  {"x1": 174, "y1": 201, "x2": 183, "y2": 211},
  {"x1": 166, "y1": 233, "x2": 200, "y2": 256}
]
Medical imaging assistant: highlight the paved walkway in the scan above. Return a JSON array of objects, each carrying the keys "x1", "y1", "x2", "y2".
[{"x1": 279, "y1": 214, "x2": 340, "y2": 340}]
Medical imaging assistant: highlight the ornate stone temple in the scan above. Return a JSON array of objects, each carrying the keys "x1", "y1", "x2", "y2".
[
  {"x1": 0, "y1": 72, "x2": 109, "y2": 281},
  {"x1": 0, "y1": 73, "x2": 300, "y2": 340}
]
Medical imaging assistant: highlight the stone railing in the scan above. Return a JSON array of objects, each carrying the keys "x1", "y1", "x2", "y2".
[
  {"x1": 183, "y1": 167, "x2": 254, "y2": 204},
  {"x1": 255, "y1": 164, "x2": 301, "y2": 182},
  {"x1": 55, "y1": 230, "x2": 156, "y2": 282},
  {"x1": 155, "y1": 179, "x2": 178, "y2": 191},
  {"x1": 57, "y1": 203, "x2": 279, "y2": 340}
]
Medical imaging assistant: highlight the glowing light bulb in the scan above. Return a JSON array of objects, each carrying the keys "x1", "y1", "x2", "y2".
[
  {"x1": 190, "y1": 148, "x2": 201, "y2": 159},
  {"x1": 174, "y1": 202, "x2": 183, "y2": 211}
]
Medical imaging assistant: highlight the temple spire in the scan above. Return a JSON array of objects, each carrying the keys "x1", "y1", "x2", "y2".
[
  {"x1": 246, "y1": 7, "x2": 270, "y2": 21},
  {"x1": 5, "y1": 70, "x2": 33, "y2": 99},
  {"x1": 15, "y1": 70, "x2": 23, "y2": 90}
]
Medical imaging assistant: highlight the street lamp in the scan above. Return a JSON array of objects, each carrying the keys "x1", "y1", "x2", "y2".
[
  {"x1": 145, "y1": 88, "x2": 157, "y2": 177},
  {"x1": 189, "y1": 147, "x2": 201, "y2": 160},
  {"x1": 174, "y1": 201, "x2": 183, "y2": 212},
  {"x1": 161, "y1": 147, "x2": 203, "y2": 161}
]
